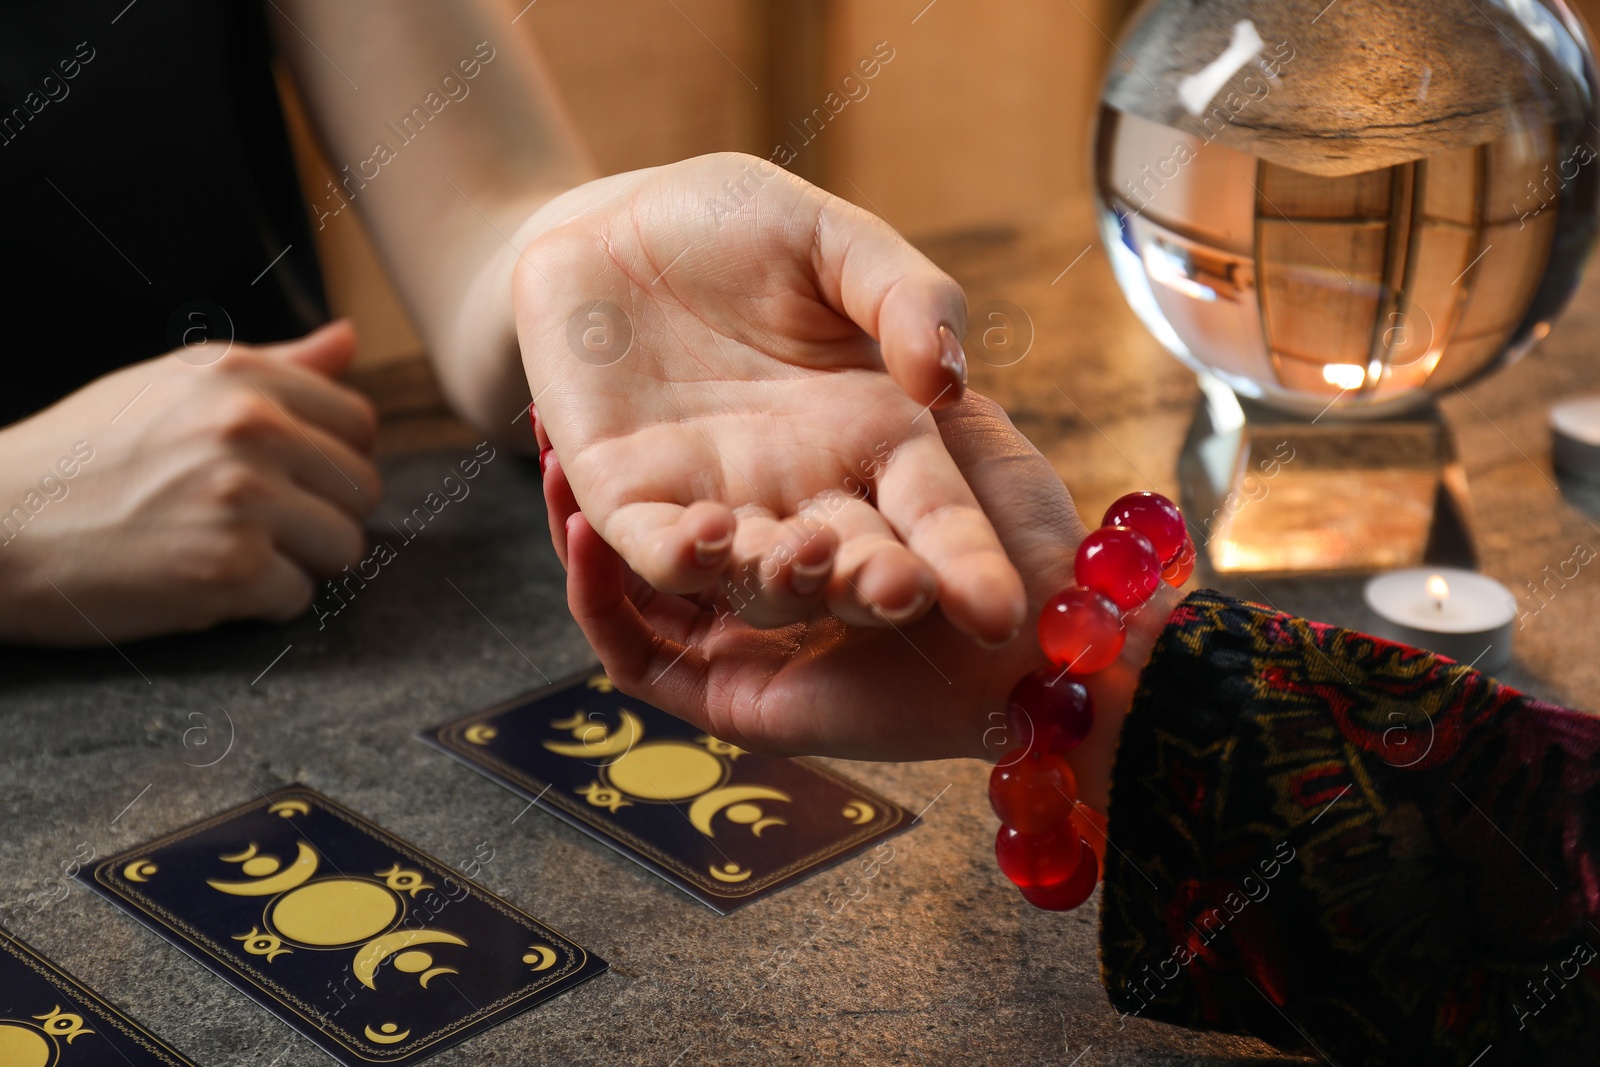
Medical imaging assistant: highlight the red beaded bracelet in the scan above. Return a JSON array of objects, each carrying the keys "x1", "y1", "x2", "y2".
[{"x1": 990, "y1": 491, "x2": 1193, "y2": 911}]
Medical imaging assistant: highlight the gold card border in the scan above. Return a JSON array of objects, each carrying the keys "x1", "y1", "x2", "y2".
[
  {"x1": 430, "y1": 673, "x2": 910, "y2": 899},
  {"x1": 0, "y1": 927, "x2": 198, "y2": 1066},
  {"x1": 90, "y1": 785, "x2": 595, "y2": 1063}
]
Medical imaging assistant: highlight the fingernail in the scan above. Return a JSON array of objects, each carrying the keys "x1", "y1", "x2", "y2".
[
  {"x1": 874, "y1": 591, "x2": 928, "y2": 625},
  {"x1": 937, "y1": 323, "x2": 967, "y2": 391},
  {"x1": 694, "y1": 534, "x2": 733, "y2": 567},
  {"x1": 539, "y1": 446, "x2": 552, "y2": 473},
  {"x1": 790, "y1": 557, "x2": 832, "y2": 597},
  {"x1": 976, "y1": 625, "x2": 1022, "y2": 651}
]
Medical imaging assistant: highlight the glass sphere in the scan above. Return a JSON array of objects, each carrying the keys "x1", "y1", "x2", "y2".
[{"x1": 1094, "y1": 0, "x2": 1600, "y2": 419}]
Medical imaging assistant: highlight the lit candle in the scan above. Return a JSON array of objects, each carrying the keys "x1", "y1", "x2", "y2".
[{"x1": 1363, "y1": 567, "x2": 1515, "y2": 674}]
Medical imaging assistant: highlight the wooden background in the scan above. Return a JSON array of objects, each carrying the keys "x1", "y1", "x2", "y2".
[
  {"x1": 282, "y1": 0, "x2": 1139, "y2": 372},
  {"x1": 282, "y1": 0, "x2": 1600, "y2": 378}
]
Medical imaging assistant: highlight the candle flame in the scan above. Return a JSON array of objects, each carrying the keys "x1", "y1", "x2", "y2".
[{"x1": 1426, "y1": 574, "x2": 1450, "y2": 603}]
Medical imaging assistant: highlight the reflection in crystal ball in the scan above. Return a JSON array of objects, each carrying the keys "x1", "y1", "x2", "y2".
[{"x1": 1094, "y1": 0, "x2": 1600, "y2": 418}]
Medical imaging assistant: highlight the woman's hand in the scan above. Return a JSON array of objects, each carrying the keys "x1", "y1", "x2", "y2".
[
  {"x1": 547, "y1": 391, "x2": 1181, "y2": 809},
  {"x1": 514, "y1": 153, "x2": 1026, "y2": 648},
  {"x1": 0, "y1": 322, "x2": 381, "y2": 645}
]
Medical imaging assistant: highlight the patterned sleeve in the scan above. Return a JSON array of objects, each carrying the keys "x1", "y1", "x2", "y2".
[{"x1": 1099, "y1": 589, "x2": 1600, "y2": 1066}]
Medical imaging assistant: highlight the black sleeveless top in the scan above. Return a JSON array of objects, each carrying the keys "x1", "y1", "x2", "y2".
[{"x1": 0, "y1": 1, "x2": 325, "y2": 425}]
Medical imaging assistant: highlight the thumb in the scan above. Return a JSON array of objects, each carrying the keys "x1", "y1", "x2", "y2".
[
  {"x1": 266, "y1": 319, "x2": 359, "y2": 377},
  {"x1": 815, "y1": 194, "x2": 968, "y2": 410}
]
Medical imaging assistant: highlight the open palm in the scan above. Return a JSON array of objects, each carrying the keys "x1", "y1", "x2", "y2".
[
  {"x1": 514, "y1": 153, "x2": 1024, "y2": 645},
  {"x1": 545, "y1": 392, "x2": 1178, "y2": 807}
]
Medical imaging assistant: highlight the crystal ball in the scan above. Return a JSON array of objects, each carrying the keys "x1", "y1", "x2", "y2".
[{"x1": 1094, "y1": 0, "x2": 1600, "y2": 418}]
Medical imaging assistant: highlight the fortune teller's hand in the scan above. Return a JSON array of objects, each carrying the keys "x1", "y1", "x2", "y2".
[
  {"x1": 513, "y1": 152, "x2": 1025, "y2": 646},
  {"x1": 543, "y1": 391, "x2": 1182, "y2": 809},
  {"x1": 0, "y1": 322, "x2": 381, "y2": 645}
]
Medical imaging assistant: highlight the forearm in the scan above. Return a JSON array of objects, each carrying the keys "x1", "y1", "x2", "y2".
[
  {"x1": 1100, "y1": 589, "x2": 1600, "y2": 1064},
  {"x1": 276, "y1": 0, "x2": 597, "y2": 440}
]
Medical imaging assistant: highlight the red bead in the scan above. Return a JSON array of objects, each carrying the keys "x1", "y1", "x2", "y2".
[
  {"x1": 1076, "y1": 527, "x2": 1162, "y2": 610},
  {"x1": 994, "y1": 823, "x2": 1087, "y2": 889},
  {"x1": 1038, "y1": 586, "x2": 1124, "y2": 673},
  {"x1": 1018, "y1": 839, "x2": 1100, "y2": 910},
  {"x1": 1102, "y1": 491, "x2": 1187, "y2": 563},
  {"x1": 989, "y1": 750, "x2": 1078, "y2": 832},
  {"x1": 1006, "y1": 670, "x2": 1094, "y2": 755},
  {"x1": 1163, "y1": 538, "x2": 1197, "y2": 587}
]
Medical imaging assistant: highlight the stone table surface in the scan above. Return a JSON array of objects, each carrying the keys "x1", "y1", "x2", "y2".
[{"x1": 6, "y1": 200, "x2": 1600, "y2": 1067}]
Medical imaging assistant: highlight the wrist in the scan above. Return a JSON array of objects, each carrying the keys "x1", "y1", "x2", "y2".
[
  {"x1": 981, "y1": 489, "x2": 1192, "y2": 913},
  {"x1": 1070, "y1": 581, "x2": 1181, "y2": 811},
  {"x1": 0, "y1": 420, "x2": 59, "y2": 643},
  {"x1": 980, "y1": 547, "x2": 1182, "y2": 812}
]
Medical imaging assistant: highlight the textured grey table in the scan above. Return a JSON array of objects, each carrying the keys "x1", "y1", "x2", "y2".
[{"x1": 5, "y1": 202, "x2": 1598, "y2": 1066}]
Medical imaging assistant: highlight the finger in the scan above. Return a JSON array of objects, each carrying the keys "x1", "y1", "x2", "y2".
[
  {"x1": 566, "y1": 513, "x2": 712, "y2": 720},
  {"x1": 230, "y1": 358, "x2": 378, "y2": 451},
  {"x1": 543, "y1": 449, "x2": 580, "y2": 569},
  {"x1": 875, "y1": 434, "x2": 1027, "y2": 646},
  {"x1": 602, "y1": 499, "x2": 738, "y2": 596},
  {"x1": 808, "y1": 493, "x2": 939, "y2": 629},
  {"x1": 235, "y1": 551, "x2": 316, "y2": 624},
  {"x1": 266, "y1": 418, "x2": 384, "y2": 519},
  {"x1": 934, "y1": 391, "x2": 1088, "y2": 574},
  {"x1": 815, "y1": 195, "x2": 968, "y2": 409},
  {"x1": 249, "y1": 479, "x2": 367, "y2": 578},
  {"x1": 721, "y1": 509, "x2": 839, "y2": 629},
  {"x1": 263, "y1": 319, "x2": 359, "y2": 378}
]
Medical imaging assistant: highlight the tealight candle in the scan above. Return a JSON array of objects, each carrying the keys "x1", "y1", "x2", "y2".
[{"x1": 1363, "y1": 567, "x2": 1515, "y2": 674}]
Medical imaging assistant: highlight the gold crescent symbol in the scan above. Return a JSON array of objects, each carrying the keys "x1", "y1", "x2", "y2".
[
  {"x1": 688, "y1": 786, "x2": 791, "y2": 836},
  {"x1": 419, "y1": 966, "x2": 458, "y2": 988},
  {"x1": 709, "y1": 862, "x2": 753, "y2": 883},
  {"x1": 586, "y1": 673, "x2": 615, "y2": 691},
  {"x1": 521, "y1": 944, "x2": 558, "y2": 971},
  {"x1": 353, "y1": 931, "x2": 469, "y2": 989},
  {"x1": 544, "y1": 709, "x2": 644, "y2": 758},
  {"x1": 33, "y1": 1006, "x2": 93, "y2": 1043},
  {"x1": 123, "y1": 860, "x2": 158, "y2": 882},
  {"x1": 207, "y1": 842, "x2": 318, "y2": 896},
  {"x1": 843, "y1": 800, "x2": 875, "y2": 825},
  {"x1": 268, "y1": 799, "x2": 310, "y2": 818},
  {"x1": 363, "y1": 1023, "x2": 410, "y2": 1044},
  {"x1": 463, "y1": 724, "x2": 498, "y2": 745},
  {"x1": 751, "y1": 817, "x2": 784, "y2": 836}
]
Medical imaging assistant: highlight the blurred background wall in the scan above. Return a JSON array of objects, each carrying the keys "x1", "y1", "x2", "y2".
[
  {"x1": 281, "y1": 0, "x2": 1600, "y2": 377},
  {"x1": 280, "y1": 0, "x2": 1139, "y2": 372}
]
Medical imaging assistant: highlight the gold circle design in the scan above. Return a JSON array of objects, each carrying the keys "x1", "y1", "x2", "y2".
[
  {"x1": 603, "y1": 741, "x2": 726, "y2": 801},
  {"x1": 0, "y1": 1024, "x2": 51, "y2": 1067},
  {"x1": 724, "y1": 803, "x2": 762, "y2": 824},
  {"x1": 270, "y1": 880, "x2": 399, "y2": 946}
]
